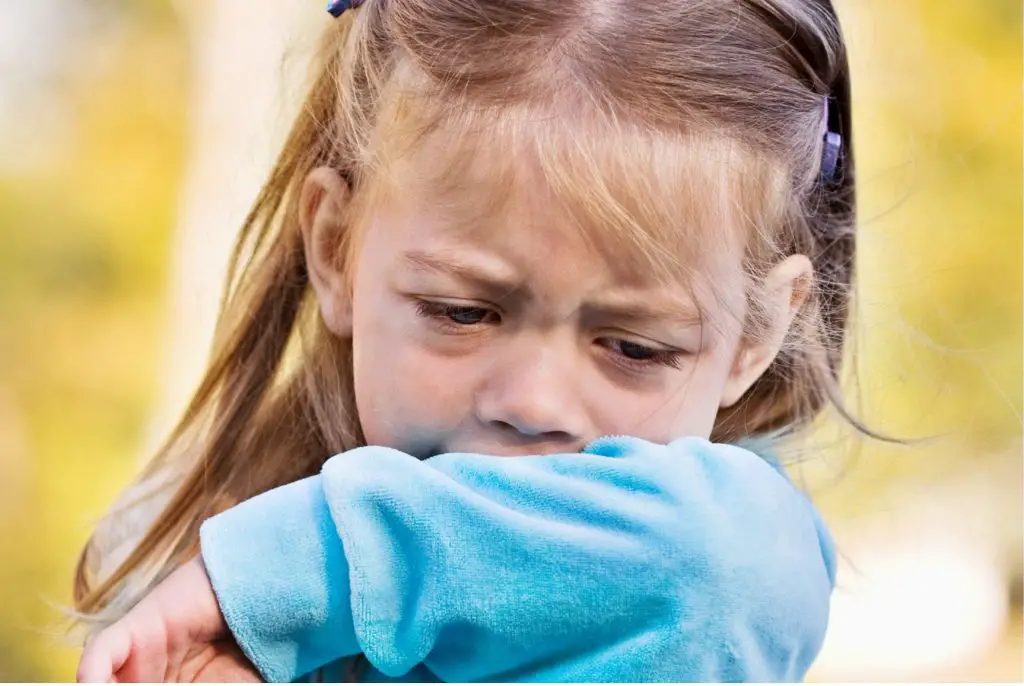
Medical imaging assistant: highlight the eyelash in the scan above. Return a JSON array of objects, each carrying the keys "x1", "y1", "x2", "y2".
[
  {"x1": 413, "y1": 300, "x2": 684, "y2": 371},
  {"x1": 598, "y1": 338, "x2": 685, "y2": 372},
  {"x1": 414, "y1": 300, "x2": 499, "y2": 333}
]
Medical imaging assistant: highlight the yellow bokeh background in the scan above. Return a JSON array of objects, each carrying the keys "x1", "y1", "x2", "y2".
[{"x1": 0, "y1": 1, "x2": 1019, "y2": 681}]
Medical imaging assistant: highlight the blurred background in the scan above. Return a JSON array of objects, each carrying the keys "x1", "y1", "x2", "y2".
[{"x1": 0, "y1": 0, "x2": 1020, "y2": 681}]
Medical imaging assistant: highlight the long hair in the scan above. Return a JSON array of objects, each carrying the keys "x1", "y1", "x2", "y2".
[{"x1": 74, "y1": 0, "x2": 859, "y2": 656}]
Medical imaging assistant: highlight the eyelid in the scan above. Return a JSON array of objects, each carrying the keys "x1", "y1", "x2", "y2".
[
  {"x1": 413, "y1": 299, "x2": 501, "y2": 331},
  {"x1": 597, "y1": 338, "x2": 686, "y2": 372},
  {"x1": 597, "y1": 328, "x2": 682, "y2": 352},
  {"x1": 408, "y1": 294, "x2": 503, "y2": 312}
]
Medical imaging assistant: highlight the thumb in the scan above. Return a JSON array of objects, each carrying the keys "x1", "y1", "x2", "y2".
[{"x1": 77, "y1": 627, "x2": 132, "y2": 683}]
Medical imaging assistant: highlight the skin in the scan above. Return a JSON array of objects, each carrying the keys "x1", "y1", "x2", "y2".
[
  {"x1": 308, "y1": 165, "x2": 811, "y2": 457},
  {"x1": 77, "y1": 162, "x2": 811, "y2": 682}
]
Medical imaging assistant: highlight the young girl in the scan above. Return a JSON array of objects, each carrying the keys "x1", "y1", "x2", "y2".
[{"x1": 74, "y1": 0, "x2": 857, "y2": 681}]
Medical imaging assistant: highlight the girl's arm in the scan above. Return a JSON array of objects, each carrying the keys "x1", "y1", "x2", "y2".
[{"x1": 199, "y1": 436, "x2": 836, "y2": 683}]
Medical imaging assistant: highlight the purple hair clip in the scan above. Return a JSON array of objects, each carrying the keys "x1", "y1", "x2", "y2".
[
  {"x1": 820, "y1": 96, "x2": 842, "y2": 183},
  {"x1": 327, "y1": 0, "x2": 364, "y2": 17}
]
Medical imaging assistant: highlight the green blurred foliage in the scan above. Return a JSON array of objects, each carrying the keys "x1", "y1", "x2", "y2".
[
  {"x1": 809, "y1": 0, "x2": 1022, "y2": 516},
  {"x1": 0, "y1": 4, "x2": 186, "y2": 679},
  {"x1": 0, "y1": 1, "x2": 1018, "y2": 681}
]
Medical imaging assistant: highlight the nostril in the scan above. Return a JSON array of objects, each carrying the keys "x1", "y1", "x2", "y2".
[
  {"x1": 491, "y1": 419, "x2": 574, "y2": 443},
  {"x1": 491, "y1": 420, "x2": 518, "y2": 434}
]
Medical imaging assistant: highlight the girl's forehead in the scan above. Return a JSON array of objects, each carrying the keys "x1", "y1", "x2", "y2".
[
  {"x1": 361, "y1": 147, "x2": 752, "y2": 332},
  {"x1": 365, "y1": 194, "x2": 749, "y2": 341},
  {"x1": 366, "y1": 110, "x2": 774, "y2": 289}
]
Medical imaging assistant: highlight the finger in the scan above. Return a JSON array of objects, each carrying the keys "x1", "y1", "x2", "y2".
[
  {"x1": 77, "y1": 627, "x2": 132, "y2": 683},
  {"x1": 221, "y1": 641, "x2": 262, "y2": 683},
  {"x1": 224, "y1": 662, "x2": 263, "y2": 683},
  {"x1": 116, "y1": 619, "x2": 169, "y2": 683},
  {"x1": 76, "y1": 647, "x2": 111, "y2": 684},
  {"x1": 165, "y1": 630, "x2": 192, "y2": 682},
  {"x1": 193, "y1": 643, "x2": 263, "y2": 684}
]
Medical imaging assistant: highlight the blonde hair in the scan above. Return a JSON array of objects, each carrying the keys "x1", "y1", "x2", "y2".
[{"x1": 74, "y1": 0, "x2": 859, "y2": 640}]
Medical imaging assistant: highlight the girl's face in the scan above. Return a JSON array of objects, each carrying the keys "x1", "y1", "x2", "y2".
[{"x1": 302, "y1": 162, "x2": 810, "y2": 458}]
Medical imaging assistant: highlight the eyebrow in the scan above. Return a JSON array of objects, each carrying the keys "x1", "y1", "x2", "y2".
[
  {"x1": 402, "y1": 250, "x2": 522, "y2": 295},
  {"x1": 401, "y1": 250, "x2": 705, "y2": 327},
  {"x1": 584, "y1": 298, "x2": 704, "y2": 327}
]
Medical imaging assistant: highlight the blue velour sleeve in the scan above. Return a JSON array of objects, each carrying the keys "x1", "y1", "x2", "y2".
[{"x1": 200, "y1": 436, "x2": 836, "y2": 683}]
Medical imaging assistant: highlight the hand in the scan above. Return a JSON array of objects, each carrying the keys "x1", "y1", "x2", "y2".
[{"x1": 77, "y1": 558, "x2": 261, "y2": 683}]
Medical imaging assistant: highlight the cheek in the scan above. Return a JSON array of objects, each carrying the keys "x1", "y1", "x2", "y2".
[
  {"x1": 350, "y1": 296, "x2": 473, "y2": 451},
  {"x1": 594, "y1": 349, "x2": 736, "y2": 441}
]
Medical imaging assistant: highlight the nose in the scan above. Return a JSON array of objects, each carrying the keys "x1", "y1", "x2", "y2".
[{"x1": 475, "y1": 337, "x2": 587, "y2": 445}]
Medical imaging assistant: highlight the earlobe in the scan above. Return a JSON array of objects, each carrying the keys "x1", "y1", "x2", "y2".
[
  {"x1": 299, "y1": 167, "x2": 354, "y2": 338},
  {"x1": 720, "y1": 255, "x2": 813, "y2": 408}
]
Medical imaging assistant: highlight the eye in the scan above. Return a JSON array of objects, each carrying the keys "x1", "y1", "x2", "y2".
[
  {"x1": 415, "y1": 300, "x2": 500, "y2": 327},
  {"x1": 447, "y1": 307, "x2": 490, "y2": 325},
  {"x1": 597, "y1": 337, "x2": 684, "y2": 371},
  {"x1": 618, "y1": 340, "x2": 657, "y2": 360}
]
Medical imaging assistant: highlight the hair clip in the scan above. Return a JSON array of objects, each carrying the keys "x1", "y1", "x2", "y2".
[
  {"x1": 327, "y1": 0, "x2": 364, "y2": 17},
  {"x1": 820, "y1": 96, "x2": 842, "y2": 183},
  {"x1": 821, "y1": 131, "x2": 841, "y2": 183}
]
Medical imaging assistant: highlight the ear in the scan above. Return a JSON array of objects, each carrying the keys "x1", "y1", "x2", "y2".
[
  {"x1": 299, "y1": 167, "x2": 354, "y2": 338},
  {"x1": 720, "y1": 255, "x2": 813, "y2": 408}
]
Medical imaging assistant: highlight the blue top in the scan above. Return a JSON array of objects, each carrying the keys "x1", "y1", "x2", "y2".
[{"x1": 199, "y1": 436, "x2": 836, "y2": 683}]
